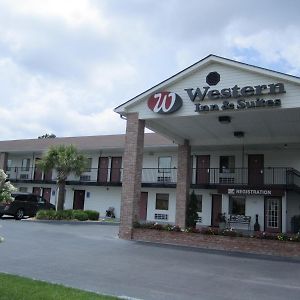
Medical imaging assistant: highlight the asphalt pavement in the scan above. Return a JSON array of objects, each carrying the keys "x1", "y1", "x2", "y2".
[{"x1": 0, "y1": 218, "x2": 300, "y2": 300}]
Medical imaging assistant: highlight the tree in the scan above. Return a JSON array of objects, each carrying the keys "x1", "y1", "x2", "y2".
[
  {"x1": 0, "y1": 169, "x2": 17, "y2": 203},
  {"x1": 38, "y1": 133, "x2": 56, "y2": 139},
  {"x1": 37, "y1": 145, "x2": 87, "y2": 210},
  {"x1": 186, "y1": 190, "x2": 199, "y2": 228}
]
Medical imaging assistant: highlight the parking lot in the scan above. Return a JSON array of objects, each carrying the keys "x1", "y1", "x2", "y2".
[{"x1": 0, "y1": 218, "x2": 300, "y2": 300}]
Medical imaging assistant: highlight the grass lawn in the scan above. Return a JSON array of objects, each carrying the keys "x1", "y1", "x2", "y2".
[{"x1": 0, "y1": 273, "x2": 118, "y2": 300}]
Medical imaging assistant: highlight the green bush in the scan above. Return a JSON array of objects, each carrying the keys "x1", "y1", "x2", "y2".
[
  {"x1": 72, "y1": 210, "x2": 88, "y2": 221},
  {"x1": 84, "y1": 210, "x2": 99, "y2": 221},
  {"x1": 54, "y1": 210, "x2": 73, "y2": 220},
  {"x1": 36, "y1": 210, "x2": 56, "y2": 220}
]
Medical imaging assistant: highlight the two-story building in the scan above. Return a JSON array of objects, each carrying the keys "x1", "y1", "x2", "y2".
[{"x1": 0, "y1": 55, "x2": 300, "y2": 236}]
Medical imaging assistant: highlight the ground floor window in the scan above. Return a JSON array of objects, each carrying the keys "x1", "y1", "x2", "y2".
[
  {"x1": 155, "y1": 193, "x2": 169, "y2": 210},
  {"x1": 229, "y1": 196, "x2": 245, "y2": 215},
  {"x1": 19, "y1": 187, "x2": 28, "y2": 193}
]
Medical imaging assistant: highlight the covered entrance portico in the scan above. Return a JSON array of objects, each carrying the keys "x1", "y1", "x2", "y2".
[{"x1": 115, "y1": 55, "x2": 300, "y2": 238}]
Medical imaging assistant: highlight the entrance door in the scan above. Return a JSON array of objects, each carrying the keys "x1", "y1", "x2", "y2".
[
  {"x1": 44, "y1": 169, "x2": 53, "y2": 181},
  {"x1": 98, "y1": 157, "x2": 109, "y2": 183},
  {"x1": 139, "y1": 192, "x2": 148, "y2": 221},
  {"x1": 264, "y1": 197, "x2": 282, "y2": 233},
  {"x1": 73, "y1": 190, "x2": 85, "y2": 210},
  {"x1": 32, "y1": 187, "x2": 41, "y2": 196},
  {"x1": 211, "y1": 194, "x2": 222, "y2": 227},
  {"x1": 196, "y1": 155, "x2": 210, "y2": 184},
  {"x1": 110, "y1": 157, "x2": 122, "y2": 183},
  {"x1": 42, "y1": 188, "x2": 51, "y2": 203},
  {"x1": 34, "y1": 158, "x2": 43, "y2": 180},
  {"x1": 248, "y1": 154, "x2": 264, "y2": 186}
]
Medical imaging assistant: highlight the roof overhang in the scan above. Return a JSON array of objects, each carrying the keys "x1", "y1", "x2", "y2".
[{"x1": 114, "y1": 54, "x2": 300, "y2": 147}]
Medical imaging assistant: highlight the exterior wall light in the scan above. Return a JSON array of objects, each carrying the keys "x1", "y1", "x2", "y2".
[
  {"x1": 218, "y1": 116, "x2": 231, "y2": 124},
  {"x1": 234, "y1": 131, "x2": 244, "y2": 138}
]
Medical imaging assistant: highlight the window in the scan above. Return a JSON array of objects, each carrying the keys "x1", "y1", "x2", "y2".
[
  {"x1": 195, "y1": 194, "x2": 202, "y2": 212},
  {"x1": 85, "y1": 158, "x2": 92, "y2": 172},
  {"x1": 21, "y1": 158, "x2": 30, "y2": 171},
  {"x1": 7, "y1": 159, "x2": 12, "y2": 171},
  {"x1": 220, "y1": 156, "x2": 235, "y2": 173},
  {"x1": 158, "y1": 157, "x2": 171, "y2": 173},
  {"x1": 155, "y1": 193, "x2": 169, "y2": 210},
  {"x1": 229, "y1": 196, "x2": 245, "y2": 215},
  {"x1": 19, "y1": 187, "x2": 28, "y2": 193}
]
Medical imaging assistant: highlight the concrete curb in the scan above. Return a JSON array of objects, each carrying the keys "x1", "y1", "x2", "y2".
[{"x1": 21, "y1": 218, "x2": 120, "y2": 226}]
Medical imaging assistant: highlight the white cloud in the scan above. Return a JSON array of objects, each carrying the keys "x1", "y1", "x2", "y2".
[{"x1": 0, "y1": 0, "x2": 300, "y2": 141}]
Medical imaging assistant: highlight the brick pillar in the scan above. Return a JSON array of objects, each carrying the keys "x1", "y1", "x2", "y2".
[
  {"x1": 119, "y1": 113, "x2": 145, "y2": 240},
  {"x1": 175, "y1": 140, "x2": 191, "y2": 228},
  {"x1": 0, "y1": 152, "x2": 8, "y2": 171}
]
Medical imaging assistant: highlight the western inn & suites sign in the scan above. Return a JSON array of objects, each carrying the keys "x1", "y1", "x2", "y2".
[
  {"x1": 187, "y1": 81, "x2": 285, "y2": 113},
  {"x1": 147, "y1": 71, "x2": 286, "y2": 114}
]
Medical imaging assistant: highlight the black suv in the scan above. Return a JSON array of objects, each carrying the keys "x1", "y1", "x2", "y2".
[{"x1": 0, "y1": 193, "x2": 55, "y2": 220}]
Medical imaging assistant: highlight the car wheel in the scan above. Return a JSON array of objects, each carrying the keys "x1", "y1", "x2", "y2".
[{"x1": 15, "y1": 209, "x2": 24, "y2": 220}]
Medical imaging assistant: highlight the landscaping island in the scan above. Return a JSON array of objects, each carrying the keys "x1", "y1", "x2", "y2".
[{"x1": 132, "y1": 223, "x2": 300, "y2": 258}]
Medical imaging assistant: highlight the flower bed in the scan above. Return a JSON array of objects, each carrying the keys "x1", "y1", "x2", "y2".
[{"x1": 132, "y1": 223, "x2": 300, "y2": 258}]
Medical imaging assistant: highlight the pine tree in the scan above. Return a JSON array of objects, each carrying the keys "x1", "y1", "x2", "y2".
[{"x1": 186, "y1": 190, "x2": 199, "y2": 228}]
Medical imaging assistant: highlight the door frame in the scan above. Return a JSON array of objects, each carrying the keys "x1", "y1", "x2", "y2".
[
  {"x1": 73, "y1": 189, "x2": 86, "y2": 210},
  {"x1": 139, "y1": 192, "x2": 148, "y2": 221},
  {"x1": 264, "y1": 196, "x2": 282, "y2": 233},
  {"x1": 42, "y1": 188, "x2": 51, "y2": 203},
  {"x1": 248, "y1": 154, "x2": 264, "y2": 186},
  {"x1": 211, "y1": 194, "x2": 222, "y2": 227},
  {"x1": 196, "y1": 155, "x2": 210, "y2": 185},
  {"x1": 110, "y1": 157, "x2": 122, "y2": 183}
]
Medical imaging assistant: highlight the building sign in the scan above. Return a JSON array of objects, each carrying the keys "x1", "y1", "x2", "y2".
[
  {"x1": 185, "y1": 72, "x2": 285, "y2": 113},
  {"x1": 148, "y1": 72, "x2": 286, "y2": 114},
  {"x1": 148, "y1": 92, "x2": 182, "y2": 114},
  {"x1": 224, "y1": 188, "x2": 284, "y2": 196}
]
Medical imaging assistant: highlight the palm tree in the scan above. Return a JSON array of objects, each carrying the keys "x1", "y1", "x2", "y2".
[{"x1": 37, "y1": 145, "x2": 88, "y2": 210}]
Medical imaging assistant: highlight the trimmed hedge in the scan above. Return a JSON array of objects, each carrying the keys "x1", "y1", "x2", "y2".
[
  {"x1": 36, "y1": 209, "x2": 99, "y2": 221},
  {"x1": 72, "y1": 210, "x2": 88, "y2": 221},
  {"x1": 84, "y1": 210, "x2": 99, "y2": 220}
]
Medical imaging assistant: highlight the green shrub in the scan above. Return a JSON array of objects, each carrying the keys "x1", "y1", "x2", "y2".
[
  {"x1": 54, "y1": 210, "x2": 73, "y2": 220},
  {"x1": 84, "y1": 210, "x2": 99, "y2": 221},
  {"x1": 72, "y1": 210, "x2": 88, "y2": 221},
  {"x1": 186, "y1": 191, "x2": 199, "y2": 228},
  {"x1": 36, "y1": 210, "x2": 56, "y2": 220}
]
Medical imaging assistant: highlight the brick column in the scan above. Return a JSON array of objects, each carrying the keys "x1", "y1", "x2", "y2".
[
  {"x1": 175, "y1": 140, "x2": 191, "y2": 228},
  {"x1": 0, "y1": 152, "x2": 8, "y2": 171},
  {"x1": 119, "y1": 113, "x2": 145, "y2": 240}
]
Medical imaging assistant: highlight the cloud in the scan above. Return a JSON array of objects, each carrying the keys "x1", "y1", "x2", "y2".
[{"x1": 0, "y1": 0, "x2": 300, "y2": 140}]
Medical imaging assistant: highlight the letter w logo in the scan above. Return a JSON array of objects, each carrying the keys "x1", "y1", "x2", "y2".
[{"x1": 148, "y1": 92, "x2": 182, "y2": 114}]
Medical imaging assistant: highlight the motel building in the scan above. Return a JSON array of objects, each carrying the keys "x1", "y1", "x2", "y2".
[{"x1": 1, "y1": 55, "x2": 300, "y2": 238}]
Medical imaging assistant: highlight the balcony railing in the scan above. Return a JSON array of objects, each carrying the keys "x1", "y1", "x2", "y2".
[
  {"x1": 5, "y1": 166, "x2": 296, "y2": 188},
  {"x1": 191, "y1": 167, "x2": 290, "y2": 186}
]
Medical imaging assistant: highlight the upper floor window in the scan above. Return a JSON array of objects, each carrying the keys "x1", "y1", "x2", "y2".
[
  {"x1": 7, "y1": 159, "x2": 12, "y2": 171},
  {"x1": 158, "y1": 156, "x2": 171, "y2": 173},
  {"x1": 85, "y1": 158, "x2": 92, "y2": 172},
  {"x1": 21, "y1": 158, "x2": 30, "y2": 172},
  {"x1": 220, "y1": 156, "x2": 235, "y2": 173}
]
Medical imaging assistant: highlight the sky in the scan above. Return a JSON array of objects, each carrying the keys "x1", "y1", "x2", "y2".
[{"x1": 0, "y1": 0, "x2": 300, "y2": 140}]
